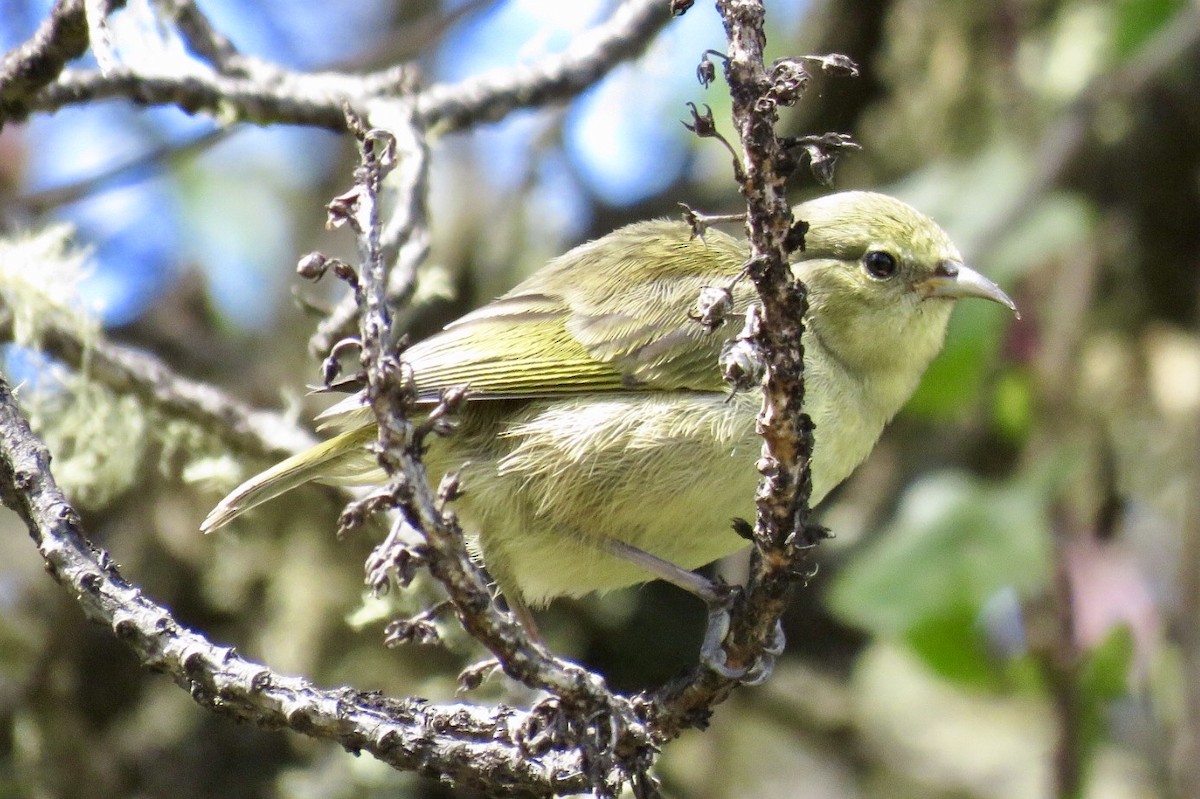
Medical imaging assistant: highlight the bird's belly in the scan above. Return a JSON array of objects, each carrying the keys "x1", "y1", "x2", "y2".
[
  {"x1": 433, "y1": 381, "x2": 885, "y2": 605},
  {"x1": 444, "y1": 393, "x2": 762, "y2": 604}
]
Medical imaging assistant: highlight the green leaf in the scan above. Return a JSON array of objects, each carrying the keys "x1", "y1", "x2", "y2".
[
  {"x1": 992, "y1": 368, "x2": 1034, "y2": 441},
  {"x1": 905, "y1": 301, "x2": 1004, "y2": 419},
  {"x1": 1114, "y1": 0, "x2": 1185, "y2": 59},
  {"x1": 1080, "y1": 624, "x2": 1134, "y2": 705},
  {"x1": 905, "y1": 603, "x2": 997, "y2": 687},
  {"x1": 827, "y1": 471, "x2": 1053, "y2": 639},
  {"x1": 1073, "y1": 625, "x2": 1136, "y2": 785}
]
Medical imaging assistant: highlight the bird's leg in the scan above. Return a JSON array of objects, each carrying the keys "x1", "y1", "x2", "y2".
[
  {"x1": 600, "y1": 537, "x2": 729, "y2": 603},
  {"x1": 504, "y1": 591, "x2": 542, "y2": 641},
  {"x1": 598, "y1": 537, "x2": 785, "y2": 683}
]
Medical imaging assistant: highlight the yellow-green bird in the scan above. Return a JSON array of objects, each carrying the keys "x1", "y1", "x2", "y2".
[{"x1": 202, "y1": 191, "x2": 1015, "y2": 619}]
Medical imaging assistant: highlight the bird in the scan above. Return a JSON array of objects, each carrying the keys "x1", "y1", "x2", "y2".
[{"x1": 202, "y1": 191, "x2": 1016, "y2": 625}]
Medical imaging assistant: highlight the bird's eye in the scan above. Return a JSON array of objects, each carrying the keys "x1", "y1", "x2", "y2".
[{"x1": 863, "y1": 250, "x2": 898, "y2": 279}]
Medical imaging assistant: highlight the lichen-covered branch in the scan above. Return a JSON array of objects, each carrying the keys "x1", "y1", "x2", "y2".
[
  {"x1": 307, "y1": 101, "x2": 436, "y2": 359},
  {"x1": 646, "y1": 0, "x2": 821, "y2": 730},
  {"x1": 412, "y1": 0, "x2": 669, "y2": 132},
  {"x1": 0, "y1": 373, "x2": 633, "y2": 795},
  {"x1": 0, "y1": 0, "x2": 90, "y2": 125},
  {"x1": 716, "y1": 2, "x2": 816, "y2": 541},
  {"x1": 334, "y1": 106, "x2": 656, "y2": 797},
  {"x1": 0, "y1": 307, "x2": 315, "y2": 461},
  {"x1": 13, "y1": 0, "x2": 669, "y2": 135},
  {"x1": 26, "y1": 66, "x2": 390, "y2": 130}
]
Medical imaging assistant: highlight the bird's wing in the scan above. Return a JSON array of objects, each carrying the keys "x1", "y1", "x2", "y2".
[{"x1": 403, "y1": 220, "x2": 752, "y2": 401}]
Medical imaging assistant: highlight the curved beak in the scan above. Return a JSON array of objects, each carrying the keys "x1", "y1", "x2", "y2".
[{"x1": 917, "y1": 260, "x2": 1019, "y2": 317}]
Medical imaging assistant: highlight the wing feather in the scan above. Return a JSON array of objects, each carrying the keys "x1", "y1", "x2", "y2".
[
  {"x1": 406, "y1": 220, "x2": 753, "y2": 400},
  {"x1": 319, "y1": 220, "x2": 755, "y2": 429}
]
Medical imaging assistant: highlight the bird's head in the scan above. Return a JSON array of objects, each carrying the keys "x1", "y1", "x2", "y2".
[{"x1": 791, "y1": 191, "x2": 1016, "y2": 378}]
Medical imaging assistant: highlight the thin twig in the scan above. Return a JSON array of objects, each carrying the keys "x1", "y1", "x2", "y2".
[
  {"x1": 0, "y1": 309, "x2": 316, "y2": 460},
  {"x1": 308, "y1": 103, "x2": 434, "y2": 358},
  {"x1": 27, "y1": 67, "x2": 370, "y2": 130},
  {"x1": 342, "y1": 105, "x2": 655, "y2": 796},
  {"x1": 17, "y1": 0, "x2": 668, "y2": 135},
  {"x1": 154, "y1": 0, "x2": 243, "y2": 72},
  {"x1": 335, "y1": 0, "x2": 505, "y2": 70},
  {"x1": 645, "y1": 0, "x2": 819, "y2": 734}
]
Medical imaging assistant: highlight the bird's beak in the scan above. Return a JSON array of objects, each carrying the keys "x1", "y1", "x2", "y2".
[{"x1": 917, "y1": 260, "x2": 1019, "y2": 317}]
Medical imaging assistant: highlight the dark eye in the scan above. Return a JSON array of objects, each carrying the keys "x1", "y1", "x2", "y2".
[{"x1": 863, "y1": 250, "x2": 898, "y2": 279}]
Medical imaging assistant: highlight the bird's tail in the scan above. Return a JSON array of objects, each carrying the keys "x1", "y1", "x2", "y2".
[{"x1": 200, "y1": 425, "x2": 377, "y2": 533}]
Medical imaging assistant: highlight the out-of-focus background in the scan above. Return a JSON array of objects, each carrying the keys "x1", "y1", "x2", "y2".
[{"x1": 0, "y1": 0, "x2": 1198, "y2": 796}]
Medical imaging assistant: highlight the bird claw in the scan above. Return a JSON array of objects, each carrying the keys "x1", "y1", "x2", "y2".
[
  {"x1": 456, "y1": 657, "x2": 501, "y2": 693},
  {"x1": 762, "y1": 619, "x2": 787, "y2": 657},
  {"x1": 699, "y1": 590, "x2": 786, "y2": 685}
]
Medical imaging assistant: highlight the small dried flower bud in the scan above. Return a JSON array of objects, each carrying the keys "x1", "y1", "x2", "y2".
[
  {"x1": 696, "y1": 53, "x2": 716, "y2": 87},
  {"x1": 331, "y1": 260, "x2": 359, "y2": 290},
  {"x1": 730, "y1": 517, "x2": 754, "y2": 541},
  {"x1": 458, "y1": 660, "x2": 499, "y2": 692},
  {"x1": 438, "y1": 471, "x2": 464, "y2": 503},
  {"x1": 754, "y1": 96, "x2": 777, "y2": 116},
  {"x1": 690, "y1": 285, "x2": 733, "y2": 331},
  {"x1": 440, "y1": 384, "x2": 471, "y2": 410},
  {"x1": 783, "y1": 133, "x2": 861, "y2": 186},
  {"x1": 384, "y1": 617, "x2": 440, "y2": 647},
  {"x1": 296, "y1": 251, "x2": 329, "y2": 279},
  {"x1": 768, "y1": 58, "x2": 810, "y2": 107},
  {"x1": 678, "y1": 203, "x2": 707, "y2": 240},
  {"x1": 804, "y1": 53, "x2": 860, "y2": 78},
  {"x1": 808, "y1": 149, "x2": 837, "y2": 186},
  {"x1": 326, "y1": 186, "x2": 362, "y2": 231},
  {"x1": 785, "y1": 219, "x2": 810, "y2": 253},
  {"x1": 322, "y1": 336, "x2": 363, "y2": 387},
  {"x1": 720, "y1": 337, "x2": 764, "y2": 393},
  {"x1": 682, "y1": 102, "x2": 719, "y2": 138}
]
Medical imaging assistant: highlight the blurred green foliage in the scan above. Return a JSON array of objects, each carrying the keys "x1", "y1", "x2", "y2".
[
  {"x1": 2, "y1": 0, "x2": 1198, "y2": 797},
  {"x1": 828, "y1": 472, "x2": 1053, "y2": 679}
]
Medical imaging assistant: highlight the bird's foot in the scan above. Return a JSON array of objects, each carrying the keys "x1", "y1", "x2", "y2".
[
  {"x1": 700, "y1": 587, "x2": 786, "y2": 686},
  {"x1": 596, "y1": 536, "x2": 787, "y2": 683}
]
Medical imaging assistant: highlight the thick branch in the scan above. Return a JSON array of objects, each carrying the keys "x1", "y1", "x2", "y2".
[
  {"x1": 648, "y1": 0, "x2": 818, "y2": 729},
  {"x1": 0, "y1": 0, "x2": 90, "y2": 125},
  {"x1": 341, "y1": 108, "x2": 654, "y2": 796},
  {"x1": 0, "y1": 375, "x2": 610, "y2": 795},
  {"x1": 27, "y1": 66, "x2": 381, "y2": 130},
  {"x1": 17, "y1": 0, "x2": 668, "y2": 135}
]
